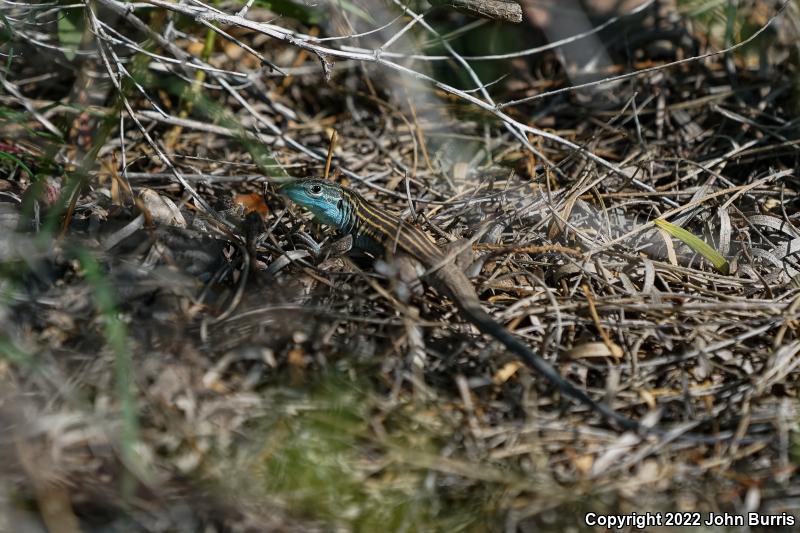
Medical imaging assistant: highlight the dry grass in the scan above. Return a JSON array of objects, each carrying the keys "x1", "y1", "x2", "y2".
[{"x1": 1, "y1": 0, "x2": 799, "y2": 530}]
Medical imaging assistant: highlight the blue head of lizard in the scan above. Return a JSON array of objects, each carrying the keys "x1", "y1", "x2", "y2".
[{"x1": 279, "y1": 179, "x2": 349, "y2": 231}]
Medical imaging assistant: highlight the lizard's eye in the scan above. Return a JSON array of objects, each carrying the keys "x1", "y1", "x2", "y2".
[{"x1": 308, "y1": 184, "x2": 323, "y2": 196}]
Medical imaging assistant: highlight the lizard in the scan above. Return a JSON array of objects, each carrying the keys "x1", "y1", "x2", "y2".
[{"x1": 279, "y1": 178, "x2": 642, "y2": 433}]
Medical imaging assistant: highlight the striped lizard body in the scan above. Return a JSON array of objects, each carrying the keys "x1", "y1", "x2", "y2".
[{"x1": 280, "y1": 178, "x2": 640, "y2": 432}]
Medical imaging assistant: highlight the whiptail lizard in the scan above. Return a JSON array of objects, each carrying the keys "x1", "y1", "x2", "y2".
[{"x1": 280, "y1": 178, "x2": 641, "y2": 433}]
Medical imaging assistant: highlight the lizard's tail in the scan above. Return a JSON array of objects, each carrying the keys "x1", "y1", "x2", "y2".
[
  {"x1": 461, "y1": 303, "x2": 641, "y2": 432},
  {"x1": 436, "y1": 266, "x2": 642, "y2": 433}
]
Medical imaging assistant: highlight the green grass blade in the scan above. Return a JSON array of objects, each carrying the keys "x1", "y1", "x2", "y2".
[
  {"x1": 0, "y1": 150, "x2": 34, "y2": 177},
  {"x1": 57, "y1": 10, "x2": 83, "y2": 61},
  {"x1": 75, "y1": 249, "x2": 140, "y2": 497},
  {"x1": 654, "y1": 219, "x2": 730, "y2": 275}
]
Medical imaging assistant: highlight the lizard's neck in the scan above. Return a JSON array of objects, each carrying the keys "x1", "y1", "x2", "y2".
[
  {"x1": 344, "y1": 191, "x2": 392, "y2": 256},
  {"x1": 344, "y1": 193, "x2": 444, "y2": 265}
]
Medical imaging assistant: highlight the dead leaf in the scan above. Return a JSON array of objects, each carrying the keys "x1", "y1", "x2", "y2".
[
  {"x1": 233, "y1": 192, "x2": 269, "y2": 217},
  {"x1": 567, "y1": 342, "x2": 621, "y2": 359},
  {"x1": 492, "y1": 361, "x2": 522, "y2": 385},
  {"x1": 639, "y1": 388, "x2": 657, "y2": 409},
  {"x1": 573, "y1": 454, "x2": 594, "y2": 476}
]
